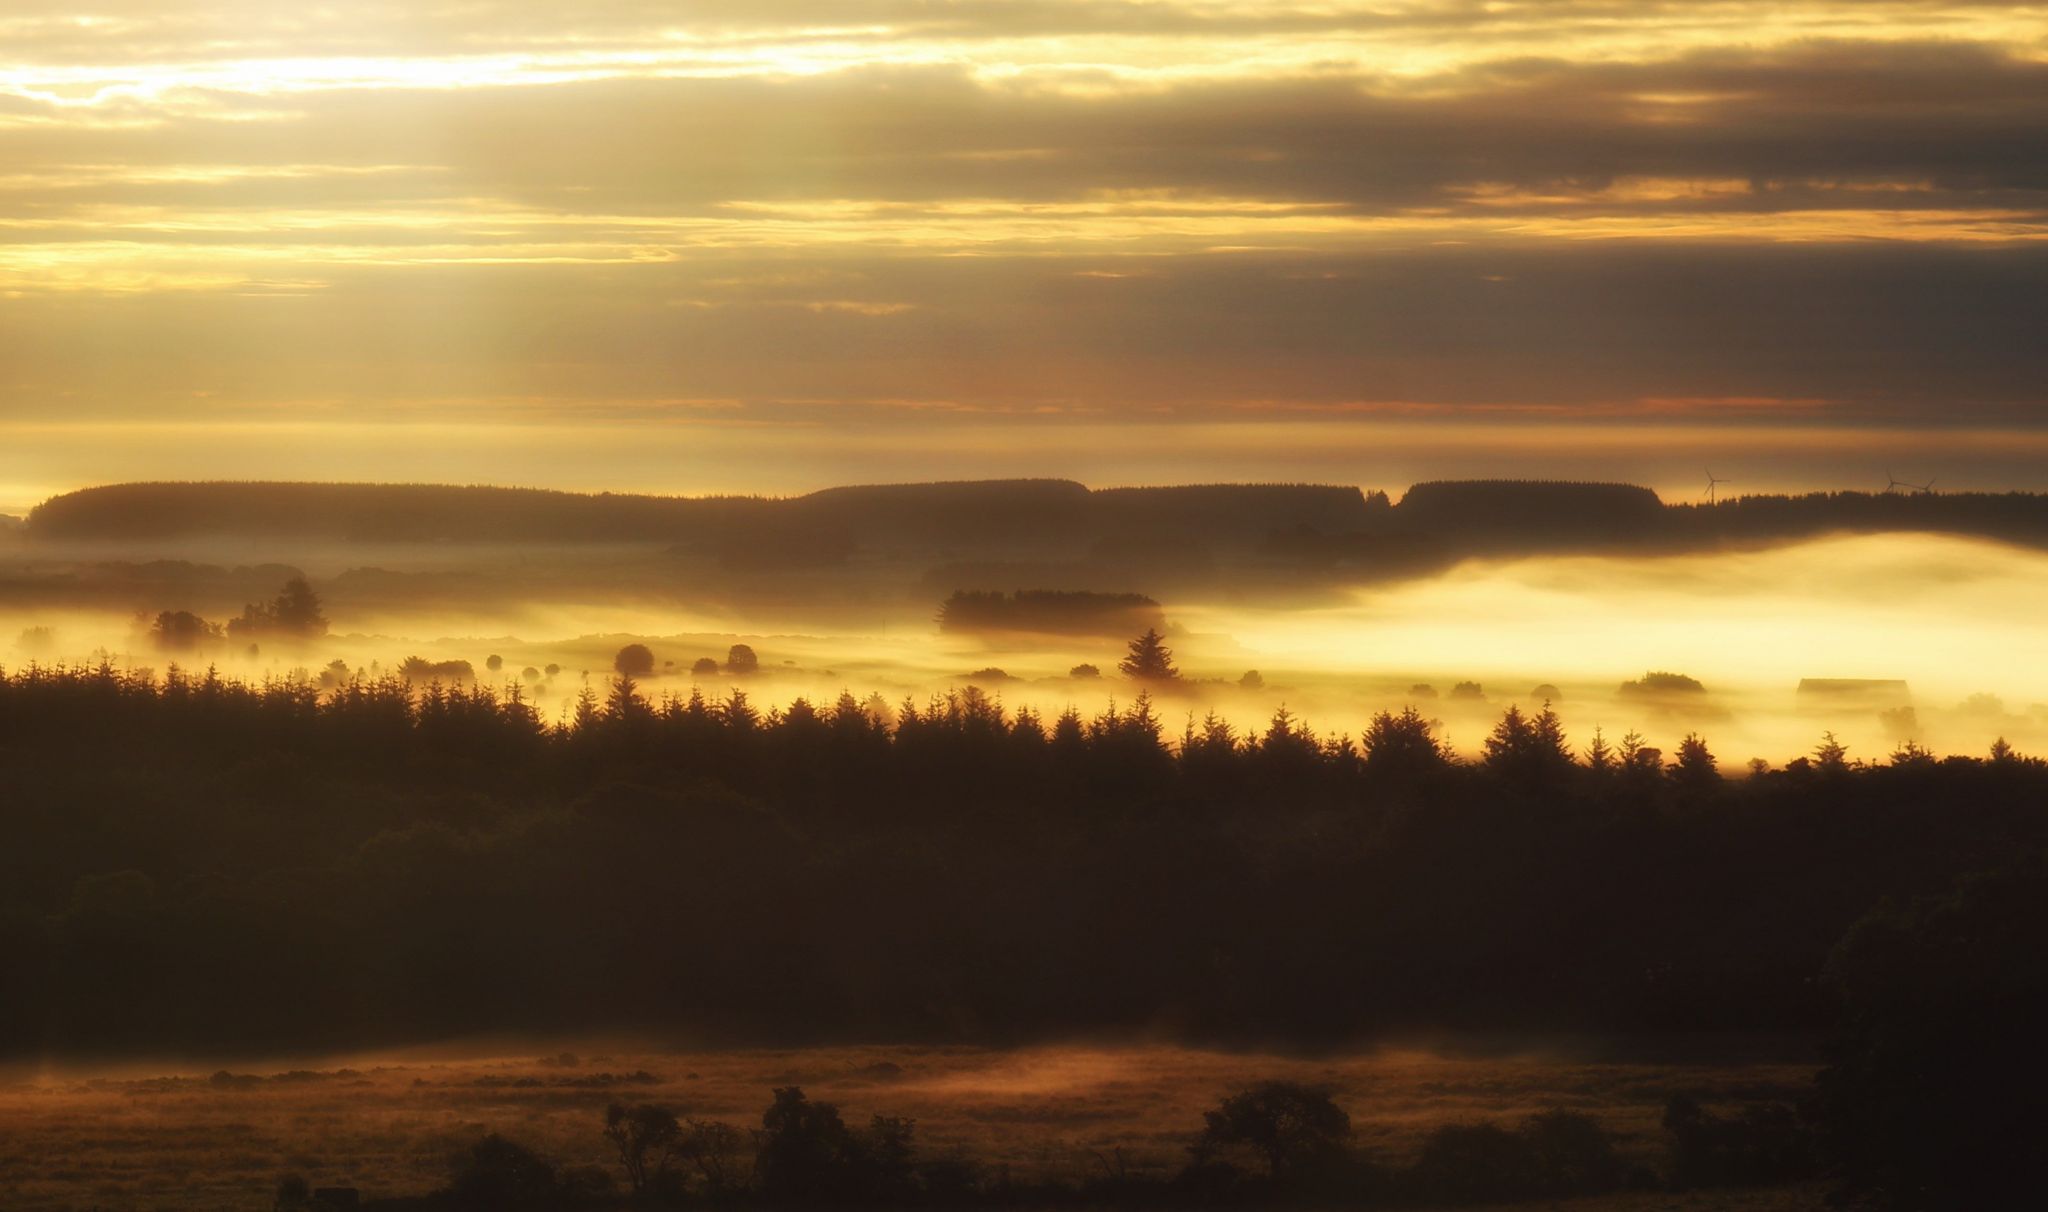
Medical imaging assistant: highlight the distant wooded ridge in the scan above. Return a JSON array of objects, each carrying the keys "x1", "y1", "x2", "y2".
[{"x1": 25, "y1": 479, "x2": 2048, "y2": 550}]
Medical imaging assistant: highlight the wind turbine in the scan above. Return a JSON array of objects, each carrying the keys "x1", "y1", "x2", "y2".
[
  {"x1": 1884, "y1": 470, "x2": 1911, "y2": 494},
  {"x1": 1915, "y1": 477, "x2": 1938, "y2": 495},
  {"x1": 1704, "y1": 469, "x2": 1730, "y2": 505}
]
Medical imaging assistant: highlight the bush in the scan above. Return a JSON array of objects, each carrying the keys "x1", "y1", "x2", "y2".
[
  {"x1": 1193, "y1": 1081, "x2": 1351, "y2": 1185},
  {"x1": 1521, "y1": 1110, "x2": 1623, "y2": 1195},
  {"x1": 446, "y1": 1134, "x2": 558, "y2": 1208},
  {"x1": 1407, "y1": 1122, "x2": 1537, "y2": 1204}
]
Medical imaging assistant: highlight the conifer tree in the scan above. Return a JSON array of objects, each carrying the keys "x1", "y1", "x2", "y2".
[{"x1": 1118, "y1": 628, "x2": 1179, "y2": 681}]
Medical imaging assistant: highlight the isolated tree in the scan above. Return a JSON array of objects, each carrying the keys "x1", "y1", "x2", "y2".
[
  {"x1": 604, "y1": 1102, "x2": 683, "y2": 1197},
  {"x1": 613, "y1": 643, "x2": 655, "y2": 677},
  {"x1": 1119, "y1": 628, "x2": 1178, "y2": 681},
  {"x1": 1239, "y1": 669, "x2": 1265, "y2": 690},
  {"x1": 691, "y1": 656, "x2": 719, "y2": 677},
  {"x1": 270, "y1": 576, "x2": 328, "y2": 636},
  {"x1": 485, "y1": 653, "x2": 504, "y2": 673},
  {"x1": 1193, "y1": 1082, "x2": 1351, "y2": 1182},
  {"x1": 725, "y1": 644, "x2": 760, "y2": 675},
  {"x1": 1070, "y1": 663, "x2": 1100, "y2": 679}
]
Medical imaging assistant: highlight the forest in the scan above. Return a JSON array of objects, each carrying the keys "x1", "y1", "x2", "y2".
[
  {"x1": 0, "y1": 657, "x2": 2038, "y2": 1044},
  {"x1": 1, "y1": 657, "x2": 2041, "y2": 1208}
]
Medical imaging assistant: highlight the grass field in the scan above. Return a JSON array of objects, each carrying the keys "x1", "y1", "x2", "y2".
[{"x1": 0, "y1": 1041, "x2": 1821, "y2": 1211}]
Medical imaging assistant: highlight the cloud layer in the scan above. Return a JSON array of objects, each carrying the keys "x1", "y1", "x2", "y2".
[{"x1": 0, "y1": 2, "x2": 2043, "y2": 463}]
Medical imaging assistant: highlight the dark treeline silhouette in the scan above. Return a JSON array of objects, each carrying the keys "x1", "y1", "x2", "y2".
[
  {"x1": 1668, "y1": 488, "x2": 2048, "y2": 546},
  {"x1": 27, "y1": 480, "x2": 1376, "y2": 549},
  {"x1": 31, "y1": 481, "x2": 2048, "y2": 569},
  {"x1": 2, "y1": 660, "x2": 2044, "y2": 1066},
  {"x1": 27, "y1": 482, "x2": 783, "y2": 544},
  {"x1": 284, "y1": 1079, "x2": 1813, "y2": 1210},
  {"x1": 1394, "y1": 480, "x2": 1664, "y2": 543}
]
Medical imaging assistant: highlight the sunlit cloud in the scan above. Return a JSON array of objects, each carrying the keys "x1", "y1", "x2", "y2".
[{"x1": 0, "y1": 2, "x2": 2043, "y2": 474}]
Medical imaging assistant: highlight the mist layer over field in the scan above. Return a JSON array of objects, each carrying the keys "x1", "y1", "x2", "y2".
[
  {"x1": 5, "y1": 529, "x2": 2042, "y2": 763},
  {"x1": 0, "y1": 1040, "x2": 1815, "y2": 1212}
]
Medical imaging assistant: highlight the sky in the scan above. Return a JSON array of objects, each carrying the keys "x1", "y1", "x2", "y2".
[{"x1": 3, "y1": 1, "x2": 2047, "y2": 511}]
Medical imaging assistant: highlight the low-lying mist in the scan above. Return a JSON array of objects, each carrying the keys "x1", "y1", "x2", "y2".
[{"x1": 5, "y1": 530, "x2": 2042, "y2": 764}]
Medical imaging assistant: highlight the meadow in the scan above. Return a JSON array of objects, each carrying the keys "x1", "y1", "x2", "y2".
[{"x1": 0, "y1": 1041, "x2": 1819, "y2": 1211}]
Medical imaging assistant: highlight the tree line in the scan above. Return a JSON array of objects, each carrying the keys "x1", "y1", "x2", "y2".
[
  {"x1": 286, "y1": 1076, "x2": 1821, "y2": 1210},
  {"x1": 34, "y1": 480, "x2": 2048, "y2": 569}
]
